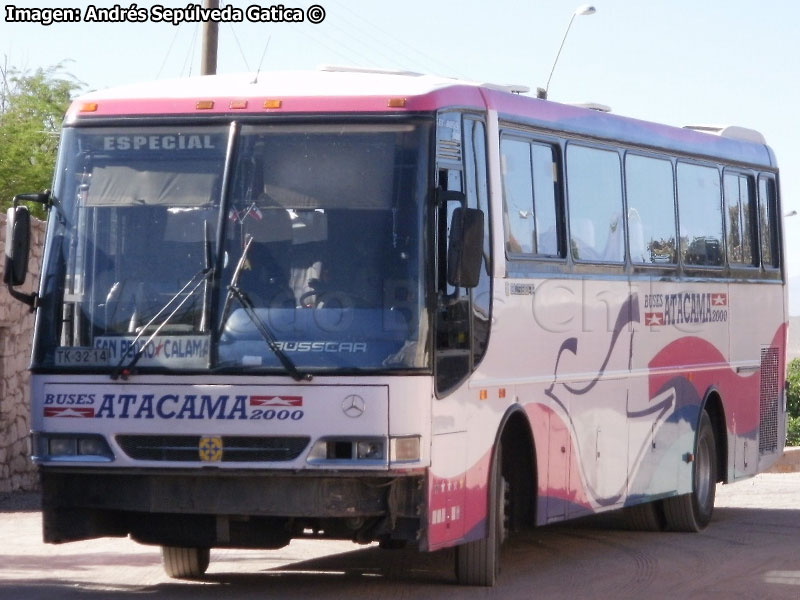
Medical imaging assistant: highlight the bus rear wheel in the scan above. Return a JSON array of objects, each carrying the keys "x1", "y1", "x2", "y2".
[
  {"x1": 662, "y1": 410, "x2": 717, "y2": 532},
  {"x1": 161, "y1": 546, "x2": 210, "y2": 579},
  {"x1": 455, "y1": 443, "x2": 507, "y2": 586},
  {"x1": 622, "y1": 501, "x2": 664, "y2": 531}
]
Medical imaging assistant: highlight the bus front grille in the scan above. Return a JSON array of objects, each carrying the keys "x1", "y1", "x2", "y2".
[{"x1": 116, "y1": 435, "x2": 311, "y2": 462}]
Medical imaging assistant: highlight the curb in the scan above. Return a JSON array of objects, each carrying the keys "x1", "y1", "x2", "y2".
[{"x1": 768, "y1": 446, "x2": 800, "y2": 473}]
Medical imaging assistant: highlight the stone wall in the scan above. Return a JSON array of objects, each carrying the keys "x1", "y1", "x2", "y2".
[{"x1": 0, "y1": 214, "x2": 45, "y2": 492}]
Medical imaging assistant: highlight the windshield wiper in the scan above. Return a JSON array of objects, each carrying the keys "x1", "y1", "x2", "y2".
[
  {"x1": 199, "y1": 220, "x2": 213, "y2": 333},
  {"x1": 219, "y1": 236, "x2": 312, "y2": 382},
  {"x1": 111, "y1": 221, "x2": 215, "y2": 380},
  {"x1": 110, "y1": 265, "x2": 213, "y2": 380}
]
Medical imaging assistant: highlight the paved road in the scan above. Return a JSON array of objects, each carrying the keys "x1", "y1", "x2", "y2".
[{"x1": 1, "y1": 473, "x2": 799, "y2": 599}]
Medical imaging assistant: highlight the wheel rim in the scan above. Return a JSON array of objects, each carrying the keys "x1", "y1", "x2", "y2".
[
  {"x1": 498, "y1": 476, "x2": 509, "y2": 545},
  {"x1": 695, "y1": 432, "x2": 712, "y2": 510}
]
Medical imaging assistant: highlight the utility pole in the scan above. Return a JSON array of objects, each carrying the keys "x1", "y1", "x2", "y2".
[{"x1": 201, "y1": 0, "x2": 219, "y2": 75}]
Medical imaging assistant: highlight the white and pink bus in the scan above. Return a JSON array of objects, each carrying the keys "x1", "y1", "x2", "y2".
[{"x1": 4, "y1": 67, "x2": 786, "y2": 585}]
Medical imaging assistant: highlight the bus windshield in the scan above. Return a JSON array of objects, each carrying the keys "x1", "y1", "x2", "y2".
[{"x1": 34, "y1": 120, "x2": 432, "y2": 374}]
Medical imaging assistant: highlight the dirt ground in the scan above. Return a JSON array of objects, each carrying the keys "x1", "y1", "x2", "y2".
[{"x1": 0, "y1": 473, "x2": 798, "y2": 599}]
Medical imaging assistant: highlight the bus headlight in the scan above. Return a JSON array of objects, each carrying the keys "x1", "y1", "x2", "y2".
[
  {"x1": 48, "y1": 437, "x2": 77, "y2": 456},
  {"x1": 307, "y1": 435, "x2": 420, "y2": 465},
  {"x1": 35, "y1": 434, "x2": 114, "y2": 462},
  {"x1": 78, "y1": 436, "x2": 111, "y2": 457},
  {"x1": 307, "y1": 437, "x2": 386, "y2": 464},
  {"x1": 357, "y1": 440, "x2": 384, "y2": 460}
]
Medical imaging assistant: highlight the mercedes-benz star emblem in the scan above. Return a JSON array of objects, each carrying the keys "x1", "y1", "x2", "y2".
[{"x1": 342, "y1": 394, "x2": 366, "y2": 418}]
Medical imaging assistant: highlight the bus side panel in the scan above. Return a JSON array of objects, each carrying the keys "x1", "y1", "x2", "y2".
[
  {"x1": 543, "y1": 279, "x2": 633, "y2": 518},
  {"x1": 428, "y1": 431, "x2": 468, "y2": 548},
  {"x1": 630, "y1": 280, "x2": 731, "y2": 498},
  {"x1": 727, "y1": 281, "x2": 787, "y2": 478},
  {"x1": 427, "y1": 381, "x2": 503, "y2": 551},
  {"x1": 525, "y1": 401, "x2": 592, "y2": 525},
  {"x1": 481, "y1": 277, "x2": 644, "y2": 524}
]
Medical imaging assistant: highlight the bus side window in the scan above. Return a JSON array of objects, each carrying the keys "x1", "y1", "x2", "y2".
[
  {"x1": 464, "y1": 118, "x2": 491, "y2": 366},
  {"x1": 625, "y1": 154, "x2": 677, "y2": 264},
  {"x1": 758, "y1": 176, "x2": 779, "y2": 268},
  {"x1": 435, "y1": 167, "x2": 472, "y2": 395},
  {"x1": 500, "y1": 137, "x2": 561, "y2": 258},
  {"x1": 677, "y1": 162, "x2": 724, "y2": 267},
  {"x1": 566, "y1": 145, "x2": 624, "y2": 263},
  {"x1": 723, "y1": 172, "x2": 756, "y2": 266},
  {"x1": 435, "y1": 116, "x2": 493, "y2": 395},
  {"x1": 501, "y1": 138, "x2": 534, "y2": 254}
]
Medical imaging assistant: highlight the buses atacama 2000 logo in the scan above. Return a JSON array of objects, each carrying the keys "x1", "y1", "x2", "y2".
[
  {"x1": 42, "y1": 393, "x2": 304, "y2": 421},
  {"x1": 643, "y1": 292, "x2": 728, "y2": 327}
]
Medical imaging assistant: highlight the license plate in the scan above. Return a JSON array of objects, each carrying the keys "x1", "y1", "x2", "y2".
[{"x1": 54, "y1": 347, "x2": 110, "y2": 366}]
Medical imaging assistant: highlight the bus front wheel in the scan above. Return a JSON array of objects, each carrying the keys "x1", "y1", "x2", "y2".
[
  {"x1": 662, "y1": 410, "x2": 717, "y2": 532},
  {"x1": 161, "y1": 546, "x2": 210, "y2": 579},
  {"x1": 455, "y1": 443, "x2": 507, "y2": 586}
]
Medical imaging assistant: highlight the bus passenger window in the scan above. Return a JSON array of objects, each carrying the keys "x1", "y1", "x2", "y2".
[
  {"x1": 723, "y1": 173, "x2": 756, "y2": 266},
  {"x1": 625, "y1": 154, "x2": 676, "y2": 264},
  {"x1": 500, "y1": 138, "x2": 560, "y2": 257},
  {"x1": 531, "y1": 144, "x2": 560, "y2": 256},
  {"x1": 677, "y1": 163, "x2": 723, "y2": 267},
  {"x1": 759, "y1": 176, "x2": 779, "y2": 268},
  {"x1": 566, "y1": 145, "x2": 624, "y2": 262},
  {"x1": 501, "y1": 139, "x2": 535, "y2": 254}
]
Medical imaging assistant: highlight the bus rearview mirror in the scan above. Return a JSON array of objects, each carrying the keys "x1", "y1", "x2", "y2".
[
  {"x1": 4, "y1": 205, "x2": 31, "y2": 287},
  {"x1": 447, "y1": 207, "x2": 484, "y2": 289}
]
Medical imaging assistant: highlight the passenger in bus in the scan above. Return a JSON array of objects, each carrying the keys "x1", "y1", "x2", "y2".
[
  {"x1": 238, "y1": 205, "x2": 295, "y2": 307},
  {"x1": 602, "y1": 213, "x2": 625, "y2": 262},
  {"x1": 287, "y1": 209, "x2": 326, "y2": 307},
  {"x1": 628, "y1": 207, "x2": 647, "y2": 263},
  {"x1": 101, "y1": 207, "x2": 170, "y2": 333}
]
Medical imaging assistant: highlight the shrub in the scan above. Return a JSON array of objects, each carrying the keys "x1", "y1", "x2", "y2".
[
  {"x1": 788, "y1": 417, "x2": 800, "y2": 447},
  {"x1": 786, "y1": 358, "x2": 800, "y2": 446}
]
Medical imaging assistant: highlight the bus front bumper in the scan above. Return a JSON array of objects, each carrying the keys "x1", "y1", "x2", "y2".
[{"x1": 40, "y1": 467, "x2": 424, "y2": 548}]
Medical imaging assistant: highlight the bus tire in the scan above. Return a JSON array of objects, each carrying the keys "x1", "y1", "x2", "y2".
[
  {"x1": 161, "y1": 546, "x2": 210, "y2": 579},
  {"x1": 662, "y1": 411, "x2": 717, "y2": 532},
  {"x1": 455, "y1": 443, "x2": 506, "y2": 586},
  {"x1": 622, "y1": 501, "x2": 664, "y2": 531}
]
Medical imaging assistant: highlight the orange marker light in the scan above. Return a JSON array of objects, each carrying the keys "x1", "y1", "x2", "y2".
[
  {"x1": 229, "y1": 100, "x2": 248, "y2": 109},
  {"x1": 479, "y1": 389, "x2": 488, "y2": 401},
  {"x1": 263, "y1": 99, "x2": 283, "y2": 109},
  {"x1": 387, "y1": 97, "x2": 407, "y2": 108},
  {"x1": 196, "y1": 100, "x2": 215, "y2": 110},
  {"x1": 499, "y1": 388, "x2": 506, "y2": 399},
  {"x1": 79, "y1": 102, "x2": 99, "y2": 112}
]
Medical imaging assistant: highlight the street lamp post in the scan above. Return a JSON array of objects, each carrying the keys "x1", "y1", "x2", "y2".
[{"x1": 538, "y1": 5, "x2": 597, "y2": 100}]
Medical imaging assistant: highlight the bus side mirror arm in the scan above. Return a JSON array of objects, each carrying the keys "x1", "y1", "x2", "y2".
[
  {"x1": 7, "y1": 283, "x2": 38, "y2": 311},
  {"x1": 14, "y1": 190, "x2": 52, "y2": 208},
  {"x1": 4, "y1": 201, "x2": 38, "y2": 311}
]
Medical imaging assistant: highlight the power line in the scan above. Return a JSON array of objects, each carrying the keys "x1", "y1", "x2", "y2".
[
  {"x1": 293, "y1": 24, "x2": 384, "y2": 69},
  {"x1": 157, "y1": 24, "x2": 183, "y2": 79},
  {"x1": 226, "y1": 22, "x2": 250, "y2": 71},
  {"x1": 182, "y1": 23, "x2": 200, "y2": 77},
  {"x1": 326, "y1": 0, "x2": 469, "y2": 78}
]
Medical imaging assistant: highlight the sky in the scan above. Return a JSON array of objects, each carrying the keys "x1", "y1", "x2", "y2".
[{"x1": 2, "y1": 0, "x2": 800, "y2": 309}]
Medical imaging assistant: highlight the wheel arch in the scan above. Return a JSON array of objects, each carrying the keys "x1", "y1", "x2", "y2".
[
  {"x1": 701, "y1": 387, "x2": 728, "y2": 484},
  {"x1": 495, "y1": 405, "x2": 537, "y2": 530}
]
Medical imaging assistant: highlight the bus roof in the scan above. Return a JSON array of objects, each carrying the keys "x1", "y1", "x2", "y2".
[{"x1": 66, "y1": 67, "x2": 776, "y2": 169}]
